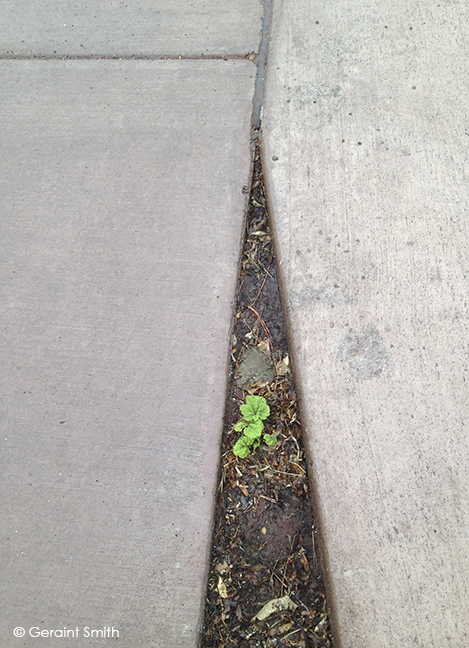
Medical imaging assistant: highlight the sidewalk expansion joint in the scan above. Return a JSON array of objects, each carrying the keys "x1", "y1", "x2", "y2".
[
  {"x1": 0, "y1": 53, "x2": 258, "y2": 61},
  {"x1": 252, "y1": 0, "x2": 273, "y2": 129},
  {"x1": 199, "y1": 139, "x2": 334, "y2": 648}
]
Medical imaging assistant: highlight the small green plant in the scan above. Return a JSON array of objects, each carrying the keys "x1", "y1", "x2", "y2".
[{"x1": 233, "y1": 395, "x2": 277, "y2": 458}]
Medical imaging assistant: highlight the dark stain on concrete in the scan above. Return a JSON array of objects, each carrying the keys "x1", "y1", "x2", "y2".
[
  {"x1": 290, "y1": 283, "x2": 350, "y2": 308},
  {"x1": 338, "y1": 325, "x2": 392, "y2": 380}
]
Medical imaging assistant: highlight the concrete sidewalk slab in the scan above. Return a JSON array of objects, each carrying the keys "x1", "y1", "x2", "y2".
[
  {"x1": 0, "y1": 59, "x2": 255, "y2": 647},
  {"x1": 263, "y1": 1, "x2": 469, "y2": 647},
  {"x1": 0, "y1": 0, "x2": 263, "y2": 57}
]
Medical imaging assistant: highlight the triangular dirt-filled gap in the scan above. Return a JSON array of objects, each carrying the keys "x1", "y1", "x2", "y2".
[{"x1": 200, "y1": 134, "x2": 334, "y2": 648}]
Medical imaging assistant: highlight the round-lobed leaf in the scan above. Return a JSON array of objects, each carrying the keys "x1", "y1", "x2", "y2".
[
  {"x1": 233, "y1": 436, "x2": 252, "y2": 458},
  {"x1": 244, "y1": 420, "x2": 264, "y2": 438},
  {"x1": 240, "y1": 395, "x2": 270, "y2": 422}
]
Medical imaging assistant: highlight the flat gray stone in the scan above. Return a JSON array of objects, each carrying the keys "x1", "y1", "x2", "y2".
[
  {"x1": 0, "y1": 0, "x2": 263, "y2": 57},
  {"x1": 263, "y1": 1, "x2": 469, "y2": 646},
  {"x1": 236, "y1": 347, "x2": 276, "y2": 388},
  {"x1": 0, "y1": 59, "x2": 254, "y2": 647}
]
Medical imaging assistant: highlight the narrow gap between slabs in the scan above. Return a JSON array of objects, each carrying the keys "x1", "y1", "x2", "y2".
[{"x1": 199, "y1": 133, "x2": 335, "y2": 648}]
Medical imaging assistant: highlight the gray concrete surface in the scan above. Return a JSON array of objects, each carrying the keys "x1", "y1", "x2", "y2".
[
  {"x1": 1, "y1": 59, "x2": 255, "y2": 647},
  {"x1": 263, "y1": 1, "x2": 469, "y2": 646},
  {"x1": 0, "y1": 0, "x2": 263, "y2": 57}
]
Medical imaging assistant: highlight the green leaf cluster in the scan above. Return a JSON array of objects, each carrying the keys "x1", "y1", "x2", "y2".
[{"x1": 233, "y1": 395, "x2": 277, "y2": 458}]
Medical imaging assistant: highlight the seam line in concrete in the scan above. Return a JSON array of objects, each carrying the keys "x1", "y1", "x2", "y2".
[
  {"x1": 0, "y1": 54, "x2": 256, "y2": 61},
  {"x1": 252, "y1": 0, "x2": 273, "y2": 129}
]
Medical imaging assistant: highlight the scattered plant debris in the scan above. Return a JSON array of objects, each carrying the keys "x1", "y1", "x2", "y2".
[{"x1": 200, "y1": 136, "x2": 334, "y2": 648}]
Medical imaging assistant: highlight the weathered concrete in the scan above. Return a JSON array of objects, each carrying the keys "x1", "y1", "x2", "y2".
[
  {"x1": 263, "y1": 1, "x2": 469, "y2": 646},
  {"x1": 0, "y1": 0, "x2": 263, "y2": 57},
  {"x1": 0, "y1": 59, "x2": 255, "y2": 647}
]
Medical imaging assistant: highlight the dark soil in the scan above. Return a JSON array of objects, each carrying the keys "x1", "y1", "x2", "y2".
[{"x1": 200, "y1": 137, "x2": 334, "y2": 648}]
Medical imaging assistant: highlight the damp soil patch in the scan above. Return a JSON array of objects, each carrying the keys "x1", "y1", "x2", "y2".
[{"x1": 200, "y1": 138, "x2": 334, "y2": 648}]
